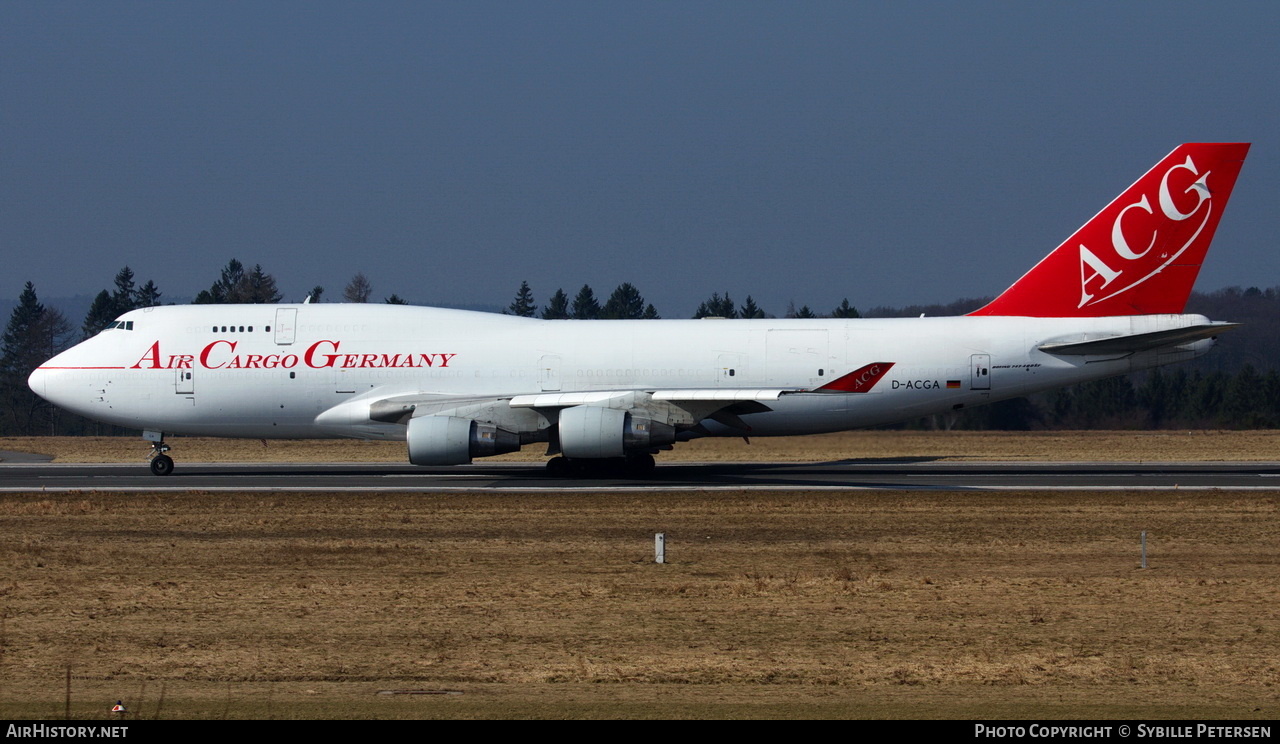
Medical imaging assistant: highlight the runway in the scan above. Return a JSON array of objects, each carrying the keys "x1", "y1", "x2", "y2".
[{"x1": 4, "y1": 459, "x2": 1280, "y2": 492}]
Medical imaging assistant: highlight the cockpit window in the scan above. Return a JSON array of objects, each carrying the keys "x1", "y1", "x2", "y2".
[{"x1": 102, "y1": 320, "x2": 134, "y2": 332}]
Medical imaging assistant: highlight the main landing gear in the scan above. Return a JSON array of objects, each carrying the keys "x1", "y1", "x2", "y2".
[
  {"x1": 545, "y1": 452, "x2": 656, "y2": 478},
  {"x1": 144, "y1": 431, "x2": 174, "y2": 476}
]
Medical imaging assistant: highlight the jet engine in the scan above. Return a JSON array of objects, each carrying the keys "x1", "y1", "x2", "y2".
[
  {"x1": 407, "y1": 415, "x2": 520, "y2": 465},
  {"x1": 557, "y1": 405, "x2": 675, "y2": 459}
]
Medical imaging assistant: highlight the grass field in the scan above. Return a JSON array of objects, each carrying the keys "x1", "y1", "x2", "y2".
[
  {"x1": 1, "y1": 487, "x2": 1277, "y2": 719},
  {"x1": 5, "y1": 429, "x2": 1280, "y2": 464}
]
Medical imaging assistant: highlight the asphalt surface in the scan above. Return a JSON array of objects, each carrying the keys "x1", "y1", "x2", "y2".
[
  {"x1": 4, "y1": 459, "x2": 1280, "y2": 491},
  {"x1": 0, "y1": 450, "x2": 53, "y2": 463}
]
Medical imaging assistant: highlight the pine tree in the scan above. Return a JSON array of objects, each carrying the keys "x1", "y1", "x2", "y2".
[
  {"x1": 81, "y1": 290, "x2": 117, "y2": 339},
  {"x1": 542, "y1": 288, "x2": 570, "y2": 319},
  {"x1": 194, "y1": 259, "x2": 245, "y2": 304},
  {"x1": 739, "y1": 295, "x2": 765, "y2": 319},
  {"x1": 236, "y1": 265, "x2": 281, "y2": 303},
  {"x1": 600, "y1": 283, "x2": 646, "y2": 319},
  {"x1": 1190, "y1": 371, "x2": 1227, "y2": 426},
  {"x1": 507, "y1": 281, "x2": 537, "y2": 317},
  {"x1": 385, "y1": 294, "x2": 408, "y2": 305},
  {"x1": 2, "y1": 282, "x2": 45, "y2": 372},
  {"x1": 215, "y1": 264, "x2": 282, "y2": 303},
  {"x1": 136, "y1": 280, "x2": 162, "y2": 307},
  {"x1": 216, "y1": 259, "x2": 245, "y2": 301},
  {"x1": 642, "y1": 304, "x2": 660, "y2": 320},
  {"x1": 794, "y1": 305, "x2": 817, "y2": 319},
  {"x1": 1, "y1": 283, "x2": 59, "y2": 434},
  {"x1": 111, "y1": 267, "x2": 138, "y2": 313},
  {"x1": 1223, "y1": 365, "x2": 1265, "y2": 427},
  {"x1": 308, "y1": 286, "x2": 325, "y2": 303},
  {"x1": 571, "y1": 285, "x2": 600, "y2": 320},
  {"x1": 693, "y1": 292, "x2": 736, "y2": 319},
  {"x1": 831, "y1": 298, "x2": 860, "y2": 318},
  {"x1": 1140, "y1": 368, "x2": 1170, "y2": 427}
]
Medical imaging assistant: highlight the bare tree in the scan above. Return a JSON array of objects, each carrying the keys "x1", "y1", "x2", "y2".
[{"x1": 344, "y1": 273, "x2": 373, "y2": 303}]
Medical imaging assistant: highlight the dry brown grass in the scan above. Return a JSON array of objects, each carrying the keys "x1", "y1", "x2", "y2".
[
  {"x1": 6, "y1": 429, "x2": 1280, "y2": 465},
  {"x1": 1, "y1": 489, "x2": 1278, "y2": 718}
]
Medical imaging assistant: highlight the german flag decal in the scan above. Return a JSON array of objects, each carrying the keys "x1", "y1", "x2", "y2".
[{"x1": 947, "y1": 380, "x2": 962, "y2": 389}]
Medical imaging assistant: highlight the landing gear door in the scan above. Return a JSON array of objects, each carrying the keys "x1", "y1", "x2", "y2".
[
  {"x1": 274, "y1": 308, "x2": 297, "y2": 345},
  {"x1": 970, "y1": 354, "x2": 991, "y2": 391}
]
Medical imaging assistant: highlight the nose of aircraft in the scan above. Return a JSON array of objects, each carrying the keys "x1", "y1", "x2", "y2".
[{"x1": 27, "y1": 366, "x2": 47, "y2": 398}]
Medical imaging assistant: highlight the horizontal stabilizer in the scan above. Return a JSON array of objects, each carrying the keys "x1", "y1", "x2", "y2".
[{"x1": 1038, "y1": 323, "x2": 1238, "y2": 356}]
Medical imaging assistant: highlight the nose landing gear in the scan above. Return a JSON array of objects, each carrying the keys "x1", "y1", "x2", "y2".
[{"x1": 144, "y1": 431, "x2": 174, "y2": 476}]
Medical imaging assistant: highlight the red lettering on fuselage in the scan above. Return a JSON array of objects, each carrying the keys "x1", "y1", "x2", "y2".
[
  {"x1": 129, "y1": 339, "x2": 456, "y2": 371},
  {"x1": 200, "y1": 340, "x2": 237, "y2": 369},
  {"x1": 131, "y1": 341, "x2": 162, "y2": 369},
  {"x1": 304, "y1": 339, "x2": 340, "y2": 368}
]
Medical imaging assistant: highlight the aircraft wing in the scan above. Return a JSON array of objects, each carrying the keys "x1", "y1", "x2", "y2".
[
  {"x1": 315, "y1": 387, "x2": 797, "y2": 432},
  {"x1": 320, "y1": 361, "x2": 898, "y2": 432},
  {"x1": 510, "y1": 389, "x2": 790, "y2": 407}
]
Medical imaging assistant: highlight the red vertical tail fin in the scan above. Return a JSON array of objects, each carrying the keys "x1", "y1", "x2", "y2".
[{"x1": 970, "y1": 143, "x2": 1249, "y2": 317}]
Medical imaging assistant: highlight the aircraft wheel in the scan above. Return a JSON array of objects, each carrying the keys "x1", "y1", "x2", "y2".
[
  {"x1": 150, "y1": 454, "x2": 175, "y2": 476},
  {"x1": 625, "y1": 452, "x2": 656, "y2": 477},
  {"x1": 545, "y1": 456, "x2": 569, "y2": 476}
]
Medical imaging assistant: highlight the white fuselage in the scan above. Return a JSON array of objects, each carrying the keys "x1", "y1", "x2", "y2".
[{"x1": 30, "y1": 303, "x2": 1215, "y2": 447}]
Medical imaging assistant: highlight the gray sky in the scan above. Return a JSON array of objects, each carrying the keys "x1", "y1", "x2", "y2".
[{"x1": 3, "y1": 1, "x2": 1277, "y2": 318}]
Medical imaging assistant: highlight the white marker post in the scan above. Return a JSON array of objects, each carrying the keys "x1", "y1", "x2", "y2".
[{"x1": 655, "y1": 533, "x2": 666, "y2": 564}]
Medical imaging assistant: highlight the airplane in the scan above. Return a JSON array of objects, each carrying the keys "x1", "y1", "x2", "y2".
[{"x1": 28, "y1": 142, "x2": 1250, "y2": 476}]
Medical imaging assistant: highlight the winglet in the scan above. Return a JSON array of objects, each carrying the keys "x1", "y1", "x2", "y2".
[{"x1": 970, "y1": 143, "x2": 1250, "y2": 317}]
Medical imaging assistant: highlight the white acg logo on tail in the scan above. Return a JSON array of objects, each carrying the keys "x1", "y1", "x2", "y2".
[{"x1": 1078, "y1": 156, "x2": 1213, "y2": 308}]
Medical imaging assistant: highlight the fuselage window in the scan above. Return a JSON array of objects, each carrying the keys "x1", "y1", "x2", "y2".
[
  {"x1": 266, "y1": 325, "x2": 271, "y2": 332},
  {"x1": 248, "y1": 326, "x2": 253, "y2": 332},
  {"x1": 239, "y1": 326, "x2": 245, "y2": 332},
  {"x1": 211, "y1": 326, "x2": 217, "y2": 333},
  {"x1": 221, "y1": 326, "x2": 227, "y2": 332}
]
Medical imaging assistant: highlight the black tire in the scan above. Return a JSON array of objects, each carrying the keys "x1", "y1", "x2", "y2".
[
  {"x1": 625, "y1": 452, "x2": 656, "y2": 478},
  {"x1": 545, "y1": 456, "x2": 569, "y2": 476},
  {"x1": 150, "y1": 454, "x2": 174, "y2": 476}
]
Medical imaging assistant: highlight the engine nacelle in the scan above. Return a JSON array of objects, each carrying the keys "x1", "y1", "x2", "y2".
[
  {"x1": 407, "y1": 415, "x2": 520, "y2": 465},
  {"x1": 558, "y1": 406, "x2": 675, "y2": 459}
]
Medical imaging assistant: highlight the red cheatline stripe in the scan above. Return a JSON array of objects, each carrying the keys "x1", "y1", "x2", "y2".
[{"x1": 37, "y1": 366, "x2": 128, "y2": 370}]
